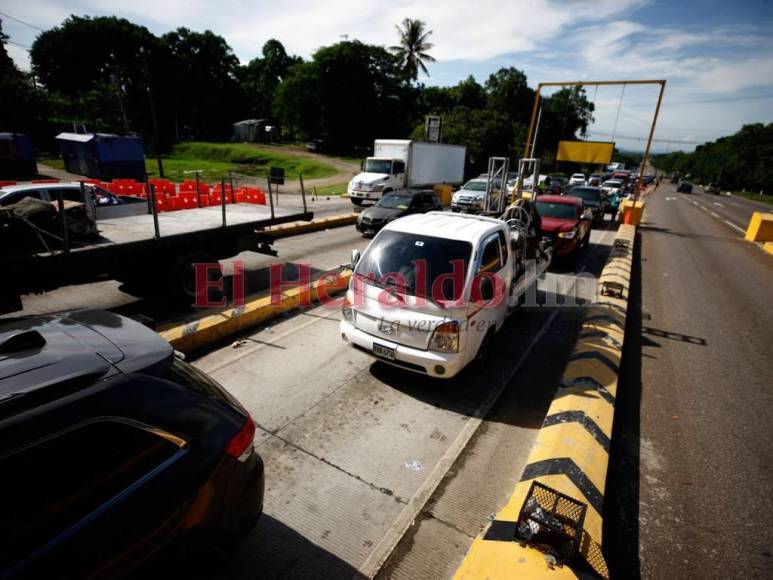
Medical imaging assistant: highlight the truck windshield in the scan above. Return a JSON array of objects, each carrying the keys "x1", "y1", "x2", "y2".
[
  {"x1": 569, "y1": 187, "x2": 601, "y2": 203},
  {"x1": 376, "y1": 194, "x2": 412, "y2": 209},
  {"x1": 355, "y1": 230, "x2": 472, "y2": 302},
  {"x1": 536, "y1": 202, "x2": 578, "y2": 219},
  {"x1": 462, "y1": 181, "x2": 487, "y2": 191},
  {"x1": 364, "y1": 159, "x2": 392, "y2": 174}
]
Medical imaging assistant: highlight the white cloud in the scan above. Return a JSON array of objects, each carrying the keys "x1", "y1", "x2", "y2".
[{"x1": 5, "y1": 0, "x2": 647, "y2": 65}]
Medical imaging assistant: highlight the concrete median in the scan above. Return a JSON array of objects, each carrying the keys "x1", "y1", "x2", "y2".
[
  {"x1": 454, "y1": 224, "x2": 636, "y2": 580},
  {"x1": 263, "y1": 212, "x2": 357, "y2": 237},
  {"x1": 158, "y1": 270, "x2": 351, "y2": 352}
]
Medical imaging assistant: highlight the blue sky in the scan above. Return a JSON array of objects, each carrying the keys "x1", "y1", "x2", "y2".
[{"x1": 2, "y1": 0, "x2": 773, "y2": 152}]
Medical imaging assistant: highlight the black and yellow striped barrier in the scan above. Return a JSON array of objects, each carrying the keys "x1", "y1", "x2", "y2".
[{"x1": 455, "y1": 224, "x2": 636, "y2": 579}]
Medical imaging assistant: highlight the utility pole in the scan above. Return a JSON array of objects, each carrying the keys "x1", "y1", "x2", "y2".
[{"x1": 139, "y1": 45, "x2": 164, "y2": 178}]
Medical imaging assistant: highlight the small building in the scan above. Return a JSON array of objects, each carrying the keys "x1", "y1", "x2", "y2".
[
  {"x1": 0, "y1": 133, "x2": 37, "y2": 177},
  {"x1": 56, "y1": 132, "x2": 145, "y2": 181},
  {"x1": 233, "y1": 119, "x2": 268, "y2": 142}
]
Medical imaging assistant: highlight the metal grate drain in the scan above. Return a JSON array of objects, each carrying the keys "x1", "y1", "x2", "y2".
[{"x1": 515, "y1": 481, "x2": 587, "y2": 564}]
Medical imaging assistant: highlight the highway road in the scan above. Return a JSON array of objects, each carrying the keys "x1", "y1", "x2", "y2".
[
  {"x1": 605, "y1": 183, "x2": 773, "y2": 578},
  {"x1": 687, "y1": 185, "x2": 771, "y2": 235},
  {"x1": 188, "y1": 222, "x2": 619, "y2": 579}
]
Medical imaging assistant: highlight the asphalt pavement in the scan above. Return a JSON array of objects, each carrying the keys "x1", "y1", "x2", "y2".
[{"x1": 605, "y1": 183, "x2": 773, "y2": 578}]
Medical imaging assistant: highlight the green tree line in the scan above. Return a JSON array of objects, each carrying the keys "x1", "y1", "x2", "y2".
[
  {"x1": 2, "y1": 15, "x2": 595, "y2": 175},
  {"x1": 652, "y1": 123, "x2": 773, "y2": 192}
]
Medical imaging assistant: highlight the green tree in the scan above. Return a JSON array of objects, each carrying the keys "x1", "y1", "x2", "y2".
[
  {"x1": 162, "y1": 28, "x2": 245, "y2": 139},
  {"x1": 31, "y1": 16, "x2": 175, "y2": 144},
  {"x1": 484, "y1": 67, "x2": 533, "y2": 126},
  {"x1": 390, "y1": 18, "x2": 436, "y2": 81},
  {"x1": 240, "y1": 39, "x2": 301, "y2": 119},
  {"x1": 538, "y1": 86, "x2": 595, "y2": 158},
  {"x1": 275, "y1": 41, "x2": 408, "y2": 151},
  {"x1": 0, "y1": 19, "x2": 44, "y2": 133}
]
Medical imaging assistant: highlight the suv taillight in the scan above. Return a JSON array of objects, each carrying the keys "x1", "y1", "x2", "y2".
[{"x1": 225, "y1": 415, "x2": 256, "y2": 462}]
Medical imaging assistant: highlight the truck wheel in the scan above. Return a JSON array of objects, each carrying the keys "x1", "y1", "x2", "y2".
[
  {"x1": 351, "y1": 198, "x2": 363, "y2": 206},
  {"x1": 167, "y1": 252, "x2": 222, "y2": 306},
  {"x1": 474, "y1": 329, "x2": 496, "y2": 369}
]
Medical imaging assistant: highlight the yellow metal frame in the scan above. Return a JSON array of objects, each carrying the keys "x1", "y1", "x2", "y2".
[{"x1": 525, "y1": 80, "x2": 666, "y2": 200}]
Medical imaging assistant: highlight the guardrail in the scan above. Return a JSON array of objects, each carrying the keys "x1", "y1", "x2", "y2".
[{"x1": 455, "y1": 224, "x2": 636, "y2": 580}]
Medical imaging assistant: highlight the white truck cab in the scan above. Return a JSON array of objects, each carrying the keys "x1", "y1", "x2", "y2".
[{"x1": 340, "y1": 212, "x2": 516, "y2": 378}]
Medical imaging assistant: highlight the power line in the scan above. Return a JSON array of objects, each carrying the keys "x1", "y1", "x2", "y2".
[
  {"x1": 5, "y1": 39, "x2": 32, "y2": 51},
  {"x1": 587, "y1": 131, "x2": 701, "y2": 145},
  {"x1": 0, "y1": 11, "x2": 45, "y2": 32}
]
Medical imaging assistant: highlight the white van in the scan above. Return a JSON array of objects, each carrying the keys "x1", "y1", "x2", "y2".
[{"x1": 340, "y1": 212, "x2": 522, "y2": 379}]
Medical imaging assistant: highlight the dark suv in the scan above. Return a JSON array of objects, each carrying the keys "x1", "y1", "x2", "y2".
[{"x1": 0, "y1": 310, "x2": 263, "y2": 577}]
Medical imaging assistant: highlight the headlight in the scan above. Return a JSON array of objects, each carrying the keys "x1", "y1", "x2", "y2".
[
  {"x1": 342, "y1": 296, "x2": 353, "y2": 321},
  {"x1": 558, "y1": 229, "x2": 577, "y2": 239},
  {"x1": 430, "y1": 321, "x2": 459, "y2": 353},
  {"x1": 371, "y1": 184, "x2": 385, "y2": 192}
]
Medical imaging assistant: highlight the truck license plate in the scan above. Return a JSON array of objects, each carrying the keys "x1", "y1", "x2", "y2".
[{"x1": 373, "y1": 343, "x2": 396, "y2": 360}]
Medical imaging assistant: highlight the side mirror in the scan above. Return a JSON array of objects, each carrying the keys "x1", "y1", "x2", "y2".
[{"x1": 341, "y1": 248, "x2": 361, "y2": 272}]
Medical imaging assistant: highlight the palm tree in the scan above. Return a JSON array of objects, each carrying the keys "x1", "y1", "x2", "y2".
[{"x1": 390, "y1": 19, "x2": 436, "y2": 81}]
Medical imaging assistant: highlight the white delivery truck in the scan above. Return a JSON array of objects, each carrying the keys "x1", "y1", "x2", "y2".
[
  {"x1": 340, "y1": 209, "x2": 551, "y2": 378},
  {"x1": 348, "y1": 139, "x2": 466, "y2": 205}
]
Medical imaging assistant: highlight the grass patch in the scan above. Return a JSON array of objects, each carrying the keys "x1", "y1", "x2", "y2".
[
  {"x1": 39, "y1": 157, "x2": 65, "y2": 170},
  {"x1": 166, "y1": 142, "x2": 338, "y2": 182},
  {"x1": 310, "y1": 182, "x2": 349, "y2": 197},
  {"x1": 732, "y1": 191, "x2": 773, "y2": 205},
  {"x1": 40, "y1": 142, "x2": 339, "y2": 183}
]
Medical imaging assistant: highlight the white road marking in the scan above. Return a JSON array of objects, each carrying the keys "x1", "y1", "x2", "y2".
[
  {"x1": 665, "y1": 197, "x2": 677, "y2": 201},
  {"x1": 357, "y1": 228, "x2": 617, "y2": 578},
  {"x1": 725, "y1": 220, "x2": 746, "y2": 234},
  {"x1": 710, "y1": 212, "x2": 719, "y2": 218},
  {"x1": 713, "y1": 202, "x2": 723, "y2": 207}
]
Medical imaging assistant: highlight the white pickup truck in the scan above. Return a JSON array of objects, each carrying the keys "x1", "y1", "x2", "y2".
[{"x1": 340, "y1": 210, "x2": 550, "y2": 378}]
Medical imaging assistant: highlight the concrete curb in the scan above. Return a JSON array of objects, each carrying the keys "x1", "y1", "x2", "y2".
[
  {"x1": 263, "y1": 213, "x2": 357, "y2": 237},
  {"x1": 158, "y1": 271, "x2": 351, "y2": 352},
  {"x1": 454, "y1": 224, "x2": 637, "y2": 580}
]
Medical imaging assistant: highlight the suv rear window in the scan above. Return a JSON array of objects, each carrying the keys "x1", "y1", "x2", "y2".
[
  {"x1": 0, "y1": 420, "x2": 181, "y2": 568},
  {"x1": 159, "y1": 357, "x2": 242, "y2": 409}
]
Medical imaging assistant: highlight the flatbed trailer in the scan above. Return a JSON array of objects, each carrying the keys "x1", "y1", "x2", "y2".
[{"x1": 2, "y1": 202, "x2": 312, "y2": 313}]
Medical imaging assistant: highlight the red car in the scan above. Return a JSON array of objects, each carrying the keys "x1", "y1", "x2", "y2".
[{"x1": 535, "y1": 195, "x2": 591, "y2": 262}]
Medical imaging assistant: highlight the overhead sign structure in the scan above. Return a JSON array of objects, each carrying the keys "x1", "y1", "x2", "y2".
[
  {"x1": 556, "y1": 140, "x2": 615, "y2": 164},
  {"x1": 523, "y1": 79, "x2": 666, "y2": 200}
]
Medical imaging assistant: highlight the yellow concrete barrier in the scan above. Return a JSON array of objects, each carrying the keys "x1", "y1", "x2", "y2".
[
  {"x1": 264, "y1": 213, "x2": 357, "y2": 237},
  {"x1": 158, "y1": 270, "x2": 351, "y2": 352},
  {"x1": 620, "y1": 199, "x2": 645, "y2": 226},
  {"x1": 764, "y1": 242, "x2": 773, "y2": 256},
  {"x1": 455, "y1": 225, "x2": 636, "y2": 580},
  {"x1": 434, "y1": 184, "x2": 454, "y2": 207},
  {"x1": 744, "y1": 212, "x2": 773, "y2": 242}
]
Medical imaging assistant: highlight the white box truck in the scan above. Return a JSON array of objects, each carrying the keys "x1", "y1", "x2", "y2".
[{"x1": 348, "y1": 139, "x2": 466, "y2": 205}]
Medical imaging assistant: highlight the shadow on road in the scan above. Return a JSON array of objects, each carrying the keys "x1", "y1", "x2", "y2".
[
  {"x1": 215, "y1": 514, "x2": 358, "y2": 580},
  {"x1": 603, "y1": 231, "x2": 643, "y2": 579}
]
